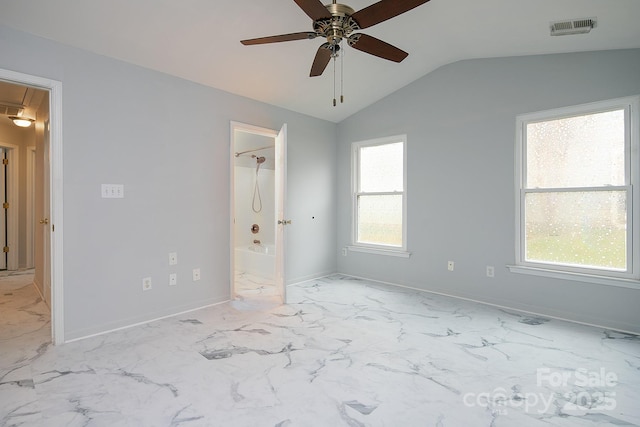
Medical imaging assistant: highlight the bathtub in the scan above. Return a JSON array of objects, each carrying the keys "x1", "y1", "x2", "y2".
[{"x1": 235, "y1": 244, "x2": 275, "y2": 279}]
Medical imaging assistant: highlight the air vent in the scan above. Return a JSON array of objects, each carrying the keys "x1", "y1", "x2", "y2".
[
  {"x1": 550, "y1": 17, "x2": 597, "y2": 36},
  {"x1": 0, "y1": 104, "x2": 21, "y2": 117}
]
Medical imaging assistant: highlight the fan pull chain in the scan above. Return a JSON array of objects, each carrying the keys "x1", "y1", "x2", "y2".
[
  {"x1": 332, "y1": 50, "x2": 337, "y2": 107},
  {"x1": 340, "y1": 40, "x2": 344, "y2": 104}
]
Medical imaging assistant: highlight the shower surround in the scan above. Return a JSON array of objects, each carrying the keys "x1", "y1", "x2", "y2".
[{"x1": 234, "y1": 165, "x2": 276, "y2": 250}]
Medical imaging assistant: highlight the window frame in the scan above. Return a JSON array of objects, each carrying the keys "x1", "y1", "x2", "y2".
[
  {"x1": 511, "y1": 95, "x2": 640, "y2": 287},
  {"x1": 349, "y1": 135, "x2": 409, "y2": 257}
]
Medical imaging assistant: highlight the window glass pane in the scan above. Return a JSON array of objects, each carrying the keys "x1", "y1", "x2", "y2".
[
  {"x1": 526, "y1": 110, "x2": 625, "y2": 188},
  {"x1": 360, "y1": 142, "x2": 403, "y2": 192},
  {"x1": 524, "y1": 191, "x2": 627, "y2": 270},
  {"x1": 357, "y1": 194, "x2": 402, "y2": 246}
]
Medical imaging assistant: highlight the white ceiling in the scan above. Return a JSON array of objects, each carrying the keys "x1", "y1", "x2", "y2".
[{"x1": 1, "y1": 0, "x2": 638, "y2": 123}]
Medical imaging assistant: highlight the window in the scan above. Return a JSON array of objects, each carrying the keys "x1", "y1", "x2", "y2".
[
  {"x1": 512, "y1": 96, "x2": 640, "y2": 286},
  {"x1": 350, "y1": 135, "x2": 408, "y2": 256}
]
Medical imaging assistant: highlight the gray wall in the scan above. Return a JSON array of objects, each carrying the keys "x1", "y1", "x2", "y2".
[
  {"x1": 337, "y1": 49, "x2": 640, "y2": 333},
  {"x1": 0, "y1": 25, "x2": 337, "y2": 340}
]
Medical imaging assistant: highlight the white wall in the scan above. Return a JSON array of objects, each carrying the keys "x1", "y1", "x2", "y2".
[
  {"x1": 0, "y1": 24, "x2": 337, "y2": 341},
  {"x1": 337, "y1": 49, "x2": 640, "y2": 334}
]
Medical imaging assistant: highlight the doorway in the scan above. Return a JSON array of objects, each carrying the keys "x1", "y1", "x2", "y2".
[
  {"x1": 0, "y1": 69, "x2": 64, "y2": 344},
  {"x1": 230, "y1": 122, "x2": 287, "y2": 308}
]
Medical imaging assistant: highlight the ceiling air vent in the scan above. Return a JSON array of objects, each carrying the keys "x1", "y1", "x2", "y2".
[
  {"x1": 0, "y1": 104, "x2": 22, "y2": 117},
  {"x1": 550, "y1": 17, "x2": 597, "y2": 36}
]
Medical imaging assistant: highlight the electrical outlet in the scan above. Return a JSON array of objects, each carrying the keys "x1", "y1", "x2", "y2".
[
  {"x1": 169, "y1": 273, "x2": 177, "y2": 286},
  {"x1": 142, "y1": 277, "x2": 152, "y2": 291},
  {"x1": 192, "y1": 268, "x2": 201, "y2": 281},
  {"x1": 447, "y1": 261, "x2": 455, "y2": 271},
  {"x1": 169, "y1": 252, "x2": 178, "y2": 266},
  {"x1": 486, "y1": 266, "x2": 495, "y2": 278},
  {"x1": 342, "y1": 248, "x2": 348, "y2": 256}
]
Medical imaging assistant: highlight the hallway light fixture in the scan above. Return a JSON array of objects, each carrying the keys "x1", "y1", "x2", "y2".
[{"x1": 8, "y1": 113, "x2": 35, "y2": 127}]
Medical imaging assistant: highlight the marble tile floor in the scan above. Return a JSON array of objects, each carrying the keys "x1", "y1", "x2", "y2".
[
  {"x1": 232, "y1": 272, "x2": 281, "y2": 311},
  {"x1": 1, "y1": 273, "x2": 639, "y2": 426}
]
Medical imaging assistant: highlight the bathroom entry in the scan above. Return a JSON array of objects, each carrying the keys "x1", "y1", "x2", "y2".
[{"x1": 230, "y1": 122, "x2": 287, "y2": 305}]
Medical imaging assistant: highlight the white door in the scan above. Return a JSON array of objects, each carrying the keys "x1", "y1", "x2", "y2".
[
  {"x1": 0, "y1": 148, "x2": 6, "y2": 270},
  {"x1": 274, "y1": 124, "x2": 287, "y2": 303}
]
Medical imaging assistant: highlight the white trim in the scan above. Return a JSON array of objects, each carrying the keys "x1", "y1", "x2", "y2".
[
  {"x1": 507, "y1": 264, "x2": 640, "y2": 289},
  {"x1": 31, "y1": 278, "x2": 47, "y2": 305},
  {"x1": 351, "y1": 135, "x2": 408, "y2": 253},
  {"x1": 340, "y1": 272, "x2": 640, "y2": 335},
  {"x1": 285, "y1": 270, "x2": 336, "y2": 286},
  {"x1": 514, "y1": 95, "x2": 640, "y2": 283},
  {"x1": 229, "y1": 121, "x2": 281, "y2": 301},
  {"x1": 64, "y1": 300, "x2": 229, "y2": 344},
  {"x1": 347, "y1": 245, "x2": 411, "y2": 258},
  {"x1": 0, "y1": 69, "x2": 64, "y2": 345}
]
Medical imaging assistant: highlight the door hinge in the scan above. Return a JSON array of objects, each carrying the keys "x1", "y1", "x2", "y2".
[
  {"x1": 2, "y1": 202, "x2": 8, "y2": 209},
  {"x1": 3, "y1": 246, "x2": 8, "y2": 253},
  {"x1": 2, "y1": 158, "x2": 7, "y2": 165}
]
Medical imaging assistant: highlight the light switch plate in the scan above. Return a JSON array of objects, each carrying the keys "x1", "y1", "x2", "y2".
[{"x1": 101, "y1": 184, "x2": 124, "y2": 198}]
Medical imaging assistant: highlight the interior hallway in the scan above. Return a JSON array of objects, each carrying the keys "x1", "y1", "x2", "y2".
[{"x1": 1, "y1": 274, "x2": 639, "y2": 426}]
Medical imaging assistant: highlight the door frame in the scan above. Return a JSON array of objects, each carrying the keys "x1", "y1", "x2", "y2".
[
  {"x1": 0, "y1": 68, "x2": 64, "y2": 345},
  {"x1": 229, "y1": 121, "x2": 286, "y2": 301}
]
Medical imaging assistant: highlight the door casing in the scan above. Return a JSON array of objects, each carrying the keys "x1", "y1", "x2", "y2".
[
  {"x1": 0, "y1": 68, "x2": 64, "y2": 344},
  {"x1": 229, "y1": 121, "x2": 287, "y2": 303}
]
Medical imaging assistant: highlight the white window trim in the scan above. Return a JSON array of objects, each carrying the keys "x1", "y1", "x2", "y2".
[
  {"x1": 350, "y1": 135, "x2": 410, "y2": 257},
  {"x1": 511, "y1": 95, "x2": 640, "y2": 289}
]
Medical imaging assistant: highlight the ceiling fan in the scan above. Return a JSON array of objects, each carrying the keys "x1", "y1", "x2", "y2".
[{"x1": 241, "y1": 0, "x2": 430, "y2": 104}]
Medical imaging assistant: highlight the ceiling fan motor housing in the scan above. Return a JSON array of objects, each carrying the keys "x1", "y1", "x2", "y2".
[{"x1": 314, "y1": 3, "x2": 359, "y2": 45}]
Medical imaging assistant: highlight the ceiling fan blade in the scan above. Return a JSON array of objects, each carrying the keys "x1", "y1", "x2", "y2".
[
  {"x1": 241, "y1": 32, "x2": 317, "y2": 45},
  {"x1": 310, "y1": 44, "x2": 333, "y2": 77},
  {"x1": 348, "y1": 34, "x2": 408, "y2": 62},
  {"x1": 293, "y1": 0, "x2": 332, "y2": 21},
  {"x1": 351, "y1": 0, "x2": 431, "y2": 29}
]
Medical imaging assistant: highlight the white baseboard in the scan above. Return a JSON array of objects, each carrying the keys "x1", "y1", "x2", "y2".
[
  {"x1": 31, "y1": 277, "x2": 51, "y2": 309},
  {"x1": 339, "y1": 272, "x2": 640, "y2": 336},
  {"x1": 286, "y1": 270, "x2": 335, "y2": 286},
  {"x1": 65, "y1": 297, "x2": 230, "y2": 343}
]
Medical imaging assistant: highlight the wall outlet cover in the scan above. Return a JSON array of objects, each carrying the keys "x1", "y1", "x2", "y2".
[
  {"x1": 169, "y1": 252, "x2": 178, "y2": 266},
  {"x1": 486, "y1": 266, "x2": 495, "y2": 278}
]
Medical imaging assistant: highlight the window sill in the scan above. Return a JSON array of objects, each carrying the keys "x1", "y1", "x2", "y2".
[
  {"x1": 506, "y1": 265, "x2": 640, "y2": 290},
  {"x1": 347, "y1": 245, "x2": 411, "y2": 258}
]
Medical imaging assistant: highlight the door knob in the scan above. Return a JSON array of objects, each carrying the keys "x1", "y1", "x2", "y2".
[{"x1": 40, "y1": 218, "x2": 49, "y2": 225}]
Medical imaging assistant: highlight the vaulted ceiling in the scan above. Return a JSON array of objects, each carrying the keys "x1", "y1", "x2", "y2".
[{"x1": 1, "y1": 0, "x2": 638, "y2": 122}]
